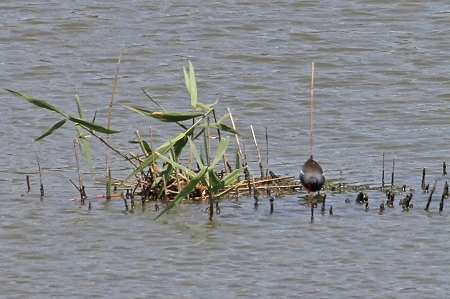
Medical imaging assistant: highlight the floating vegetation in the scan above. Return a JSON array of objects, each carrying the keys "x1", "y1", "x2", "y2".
[{"x1": 9, "y1": 57, "x2": 450, "y2": 219}]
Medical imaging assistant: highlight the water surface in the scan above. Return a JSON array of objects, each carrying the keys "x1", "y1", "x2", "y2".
[{"x1": 2, "y1": 1, "x2": 450, "y2": 298}]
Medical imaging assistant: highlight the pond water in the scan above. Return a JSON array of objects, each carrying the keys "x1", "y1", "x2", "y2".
[{"x1": 2, "y1": 0, "x2": 450, "y2": 298}]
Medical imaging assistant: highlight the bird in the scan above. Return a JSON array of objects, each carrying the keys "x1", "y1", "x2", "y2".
[{"x1": 300, "y1": 155, "x2": 325, "y2": 194}]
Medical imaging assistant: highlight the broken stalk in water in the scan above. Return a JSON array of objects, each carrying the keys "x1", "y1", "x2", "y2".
[{"x1": 425, "y1": 179, "x2": 437, "y2": 211}]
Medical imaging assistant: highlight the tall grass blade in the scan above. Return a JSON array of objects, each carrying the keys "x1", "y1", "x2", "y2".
[
  {"x1": 188, "y1": 137, "x2": 205, "y2": 169},
  {"x1": 188, "y1": 61, "x2": 198, "y2": 109},
  {"x1": 74, "y1": 95, "x2": 93, "y2": 173},
  {"x1": 75, "y1": 95, "x2": 84, "y2": 119},
  {"x1": 210, "y1": 136, "x2": 229, "y2": 168}
]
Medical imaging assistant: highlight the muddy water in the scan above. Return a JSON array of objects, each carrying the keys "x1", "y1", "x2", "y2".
[{"x1": 2, "y1": 1, "x2": 450, "y2": 298}]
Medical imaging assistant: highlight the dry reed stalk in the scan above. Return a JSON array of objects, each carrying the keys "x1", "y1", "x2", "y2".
[
  {"x1": 250, "y1": 125, "x2": 264, "y2": 179},
  {"x1": 228, "y1": 108, "x2": 245, "y2": 165},
  {"x1": 105, "y1": 48, "x2": 124, "y2": 201},
  {"x1": 265, "y1": 125, "x2": 269, "y2": 178},
  {"x1": 228, "y1": 108, "x2": 251, "y2": 193},
  {"x1": 310, "y1": 62, "x2": 315, "y2": 158},
  {"x1": 207, "y1": 117, "x2": 214, "y2": 220},
  {"x1": 382, "y1": 152, "x2": 385, "y2": 189}
]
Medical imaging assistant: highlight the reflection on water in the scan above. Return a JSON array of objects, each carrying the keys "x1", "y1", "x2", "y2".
[{"x1": 2, "y1": 0, "x2": 450, "y2": 298}]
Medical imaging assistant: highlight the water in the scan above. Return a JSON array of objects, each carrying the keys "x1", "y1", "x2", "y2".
[{"x1": 2, "y1": 0, "x2": 450, "y2": 298}]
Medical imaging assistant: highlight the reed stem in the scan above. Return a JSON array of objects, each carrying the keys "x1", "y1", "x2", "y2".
[
  {"x1": 310, "y1": 62, "x2": 315, "y2": 158},
  {"x1": 35, "y1": 148, "x2": 44, "y2": 197},
  {"x1": 250, "y1": 125, "x2": 264, "y2": 179}
]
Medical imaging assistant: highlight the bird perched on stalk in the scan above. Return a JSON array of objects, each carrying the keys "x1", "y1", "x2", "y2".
[
  {"x1": 300, "y1": 155, "x2": 325, "y2": 194},
  {"x1": 300, "y1": 62, "x2": 325, "y2": 194}
]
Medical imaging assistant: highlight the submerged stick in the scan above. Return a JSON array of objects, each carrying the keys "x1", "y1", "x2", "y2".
[
  {"x1": 250, "y1": 125, "x2": 264, "y2": 179},
  {"x1": 26, "y1": 175, "x2": 30, "y2": 193},
  {"x1": 391, "y1": 158, "x2": 395, "y2": 188},
  {"x1": 439, "y1": 193, "x2": 445, "y2": 212},
  {"x1": 424, "y1": 179, "x2": 437, "y2": 211},
  {"x1": 421, "y1": 168, "x2": 426, "y2": 191},
  {"x1": 444, "y1": 181, "x2": 449, "y2": 199},
  {"x1": 106, "y1": 166, "x2": 112, "y2": 200},
  {"x1": 74, "y1": 139, "x2": 87, "y2": 203},
  {"x1": 444, "y1": 162, "x2": 447, "y2": 176},
  {"x1": 35, "y1": 148, "x2": 44, "y2": 197}
]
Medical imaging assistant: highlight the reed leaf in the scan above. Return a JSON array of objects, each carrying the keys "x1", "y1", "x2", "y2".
[
  {"x1": 123, "y1": 105, "x2": 204, "y2": 122},
  {"x1": 182, "y1": 61, "x2": 198, "y2": 109},
  {"x1": 124, "y1": 117, "x2": 206, "y2": 182},
  {"x1": 35, "y1": 118, "x2": 68, "y2": 141},
  {"x1": 74, "y1": 96, "x2": 93, "y2": 173},
  {"x1": 6, "y1": 89, "x2": 67, "y2": 117},
  {"x1": 210, "y1": 136, "x2": 229, "y2": 168},
  {"x1": 211, "y1": 168, "x2": 243, "y2": 193},
  {"x1": 135, "y1": 130, "x2": 151, "y2": 157},
  {"x1": 67, "y1": 116, "x2": 119, "y2": 134},
  {"x1": 154, "y1": 166, "x2": 208, "y2": 220},
  {"x1": 154, "y1": 151, "x2": 197, "y2": 179},
  {"x1": 207, "y1": 123, "x2": 241, "y2": 135},
  {"x1": 76, "y1": 125, "x2": 93, "y2": 173},
  {"x1": 188, "y1": 137, "x2": 205, "y2": 169},
  {"x1": 75, "y1": 95, "x2": 84, "y2": 119}
]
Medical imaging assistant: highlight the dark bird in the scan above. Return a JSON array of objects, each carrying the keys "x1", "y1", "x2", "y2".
[{"x1": 300, "y1": 155, "x2": 325, "y2": 194}]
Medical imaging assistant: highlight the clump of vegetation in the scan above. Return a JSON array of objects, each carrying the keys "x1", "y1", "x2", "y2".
[{"x1": 8, "y1": 61, "x2": 300, "y2": 219}]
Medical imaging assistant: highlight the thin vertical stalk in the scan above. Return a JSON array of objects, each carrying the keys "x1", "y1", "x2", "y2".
[
  {"x1": 106, "y1": 166, "x2": 112, "y2": 200},
  {"x1": 35, "y1": 148, "x2": 44, "y2": 197},
  {"x1": 106, "y1": 48, "x2": 124, "y2": 191},
  {"x1": 250, "y1": 125, "x2": 264, "y2": 179},
  {"x1": 207, "y1": 117, "x2": 214, "y2": 220},
  {"x1": 310, "y1": 62, "x2": 315, "y2": 158},
  {"x1": 265, "y1": 125, "x2": 269, "y2": 179},
  {"x1": 381, "y1": 152, "x2": 385, "y2": 189},
  {"x1": 74, "y1": 139, "x2": 87, "y2": 203}
]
